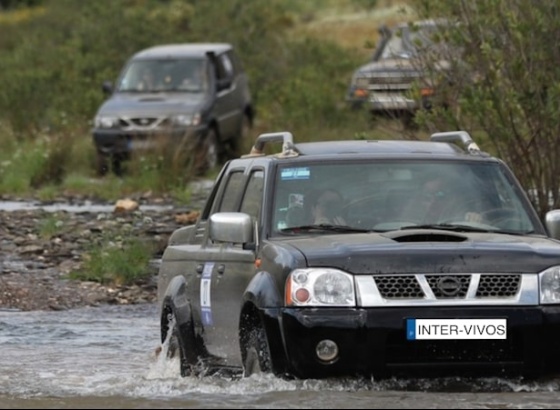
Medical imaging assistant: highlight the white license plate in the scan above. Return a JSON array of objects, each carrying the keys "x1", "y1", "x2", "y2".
[
  {"x1": 129, "y1": 140, "x2": 155, "y2": 150},
  {"x1": 406, "y1": 319, "x2": 507, "y2": 340}
]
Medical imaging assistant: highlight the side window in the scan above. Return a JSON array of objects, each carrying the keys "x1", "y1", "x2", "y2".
[
  {"x1": 240, "y1": 170, "x2": 264, "y2": 219},
  {"x1": 216, "y1": 53, "x2": 234, "y2": 81},
  {"x1": 218, "y1": 171, "x2": 245, "y2": 212},
  {"x1": 228, "y1": 50, "x2": 243, "y2": 74}
]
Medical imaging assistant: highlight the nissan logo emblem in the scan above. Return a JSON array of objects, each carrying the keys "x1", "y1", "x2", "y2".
[{"x1": 437, "y1": 276, "x2": 462, "y2": 296}]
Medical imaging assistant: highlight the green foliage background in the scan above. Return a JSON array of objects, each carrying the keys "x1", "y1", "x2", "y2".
[
  {"x1": 0, "y1": 0, "x2": 375, "y2": 199},
  {"x1": 0, "y1": 0, "x2": 364, "y2": 135},
  {"x1": 2, "y1": 0, "x2": 560, "y2": 217}
]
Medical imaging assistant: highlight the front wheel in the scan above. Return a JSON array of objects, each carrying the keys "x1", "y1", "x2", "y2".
[
  {"x1": 242, "y1": 324, "x2": 272, "y2": 377},
  {"x1": 162, "y1": 305, "x2": 200, "y2": 377},
  {"x1": 95, "y1": 152, "x2": 109, "y2": 177}
]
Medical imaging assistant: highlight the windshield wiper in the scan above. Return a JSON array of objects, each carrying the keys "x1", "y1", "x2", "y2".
[{"x1": 280, "y1": 224, "x2": 371, "y2": 234}]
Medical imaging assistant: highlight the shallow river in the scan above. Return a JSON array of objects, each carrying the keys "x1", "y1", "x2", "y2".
[{"x1": 1, "y1": 304, "x2": 560, "y2": 409}]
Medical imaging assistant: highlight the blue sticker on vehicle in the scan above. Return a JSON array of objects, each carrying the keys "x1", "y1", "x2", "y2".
[
  {"x1": 407, "y1": 319, "x2": 416, "y2": 340},
  {"x1": 201, "y1": 262, "x2": 214, "y2": 326},
  {"x1": 281, "y1": 167, "x2": 310, "y2": 180}
]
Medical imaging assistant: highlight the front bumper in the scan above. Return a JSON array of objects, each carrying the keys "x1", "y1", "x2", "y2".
[
  {"x1": 92, "y1": 124, "x2": 208, "y2": 156},
  {"x1": 280, "y1": 306, "x2": 560, "y2": 379},
  {"x1": 346, "y1": 91, "x2": 432, "y2": 112}
]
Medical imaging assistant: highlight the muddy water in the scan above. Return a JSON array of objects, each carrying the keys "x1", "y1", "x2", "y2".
[{"x1": 1, "y1": 305, "x2": 560, "y2": 409}]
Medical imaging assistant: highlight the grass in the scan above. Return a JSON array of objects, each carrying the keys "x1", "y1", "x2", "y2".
[
  {"x1": 38, "y1": 213, "x2": 66, "y2": 240},
  {"x1": 291, "y1": 0, "x2": 414, "y2": 59},
  {"x1": 70, "y1": 235, "x2": 155, "y2": 286}
]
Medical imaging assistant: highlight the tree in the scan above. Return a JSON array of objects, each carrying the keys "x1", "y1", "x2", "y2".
[{"x1": 411, "y1": 0, "x2": 560, "y2": 217}]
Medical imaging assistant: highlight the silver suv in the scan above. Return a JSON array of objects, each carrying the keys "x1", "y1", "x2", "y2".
[
  {"x1": 92, "y1": 43, "x2": 254, "y2": 175},
  {"x1": 346, "y1": 20, "x2": 447, "y2": 124}
]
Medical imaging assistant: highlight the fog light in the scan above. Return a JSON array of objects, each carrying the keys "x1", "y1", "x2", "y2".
[{"x1": 316, "y1": 339, "x2": 339, "y2": 363}]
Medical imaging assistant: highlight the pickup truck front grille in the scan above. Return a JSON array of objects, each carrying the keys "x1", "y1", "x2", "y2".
[
  {"x1": 358, "y1": 273, "x2": 535, "y2": 307},
  {"x1": 374, "y1": 274, "x2": 519, "y2": 300}
]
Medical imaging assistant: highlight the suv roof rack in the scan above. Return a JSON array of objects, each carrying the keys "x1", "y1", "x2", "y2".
[
  {"x1": 243, "y1": 131, "x2": 299, "y2": 158},
  {"x1": 430, "y1": 131, "x2": 481, "y2": 154}
]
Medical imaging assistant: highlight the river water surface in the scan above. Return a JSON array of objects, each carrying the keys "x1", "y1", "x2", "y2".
[{"x1": 1, "y1": 304, "x2": 560, "y2": 409}]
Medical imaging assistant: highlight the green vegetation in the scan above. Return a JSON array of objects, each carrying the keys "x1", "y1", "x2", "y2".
[
  {"x1": 38, "y1": 213, "x2": 65, "y2": 240},
  {"x1": 0, "y1": 0, "x2": 389, "y2": 202},
  {"x1": 70, "y1": 235, "x2": 155, "y2": 286},
  {"x1": 3, "y1": 0, "x2": 560, "y2": 281},
  {"x1": 411, "y1": 0, "x2": 560, "y2": 216}
]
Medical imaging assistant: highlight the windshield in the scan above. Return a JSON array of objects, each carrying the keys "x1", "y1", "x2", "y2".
[
  {"x1": 380, "y1": 24, "x2": 442, "y2": 60},
  {"x1": 272, "y1": 161, "x2": 539, "y2": 236},
  {"x1": 117, "y1": 58, "x2": 209, "y2": 93}
]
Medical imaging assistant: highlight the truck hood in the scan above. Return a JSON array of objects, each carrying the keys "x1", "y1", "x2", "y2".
[
  {"x1": 96, "y1": 92, "x2": 205, "y2": 117},
  {"x1": 283, "y1": 230, "x2": 560, "y2": 274}
]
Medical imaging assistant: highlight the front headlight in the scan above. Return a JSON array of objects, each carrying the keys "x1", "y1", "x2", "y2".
[
  {"x1": 94, "y1": 116, "x2": 118, "y2": 129},
  {"x1": 172, "y1": 113, "x2": 201, "y2": 127},
  {"x1": 540, "y1": 266, "x2": 560, "y2": 304},
  {"x1": 354, "y1": 76, "x2": 369, "y2": 88},
  {"x1": 286, "y1": 268, "x2": 356, "y2": 307}
]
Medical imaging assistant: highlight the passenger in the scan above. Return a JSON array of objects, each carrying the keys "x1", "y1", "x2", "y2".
[
  {"x1": 179, "y1": 63, "x2": 206, "y2": 90},
  {"x1": 308, "y1": 188, "x2": 347, "y2": 225},
  {"x1": 137, "y1": 67, "x2": 155, "y2": 91}
]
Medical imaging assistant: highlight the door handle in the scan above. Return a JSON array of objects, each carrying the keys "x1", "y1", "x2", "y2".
[{"x1": 217, "y1": 264, "x2": 225, "y2": 275}]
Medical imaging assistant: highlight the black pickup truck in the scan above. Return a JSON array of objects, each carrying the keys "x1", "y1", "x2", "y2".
[{"x1": 157, "y1": 130, "x2": 560, "y2": 380}]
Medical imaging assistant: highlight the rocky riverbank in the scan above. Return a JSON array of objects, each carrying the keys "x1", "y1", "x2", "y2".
[{"x1": 0, "y1": 190, "x2": 208, "y2": 312}]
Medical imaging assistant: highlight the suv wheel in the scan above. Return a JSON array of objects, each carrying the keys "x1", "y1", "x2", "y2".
[{"x1": 96, "y1": 153, "x2": 109, "y2": 177}]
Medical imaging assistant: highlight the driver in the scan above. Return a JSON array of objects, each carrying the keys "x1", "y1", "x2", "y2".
[
  {"x1": 402, "y1": 172, "x2": 482, "y2": 224},
  {"x1": 308, "y1": 188, "x2": 347, "y2": 225}
]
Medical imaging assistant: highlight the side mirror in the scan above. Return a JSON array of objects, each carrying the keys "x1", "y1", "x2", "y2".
[
  {"x1": 546, "y1": 210, "x2": 560, "y2": 240},
  {"x1": 209, "y1": 212, "x2": 253, "y2": 245},
  {"x1": 102, "y1": 81, "x2": 114, "y2": 95}
]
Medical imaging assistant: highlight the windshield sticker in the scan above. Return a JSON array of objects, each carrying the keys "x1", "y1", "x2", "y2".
[
  {"x1": 281, "y1": 167, "x2": 310, "y2": 180},
  {"x1": 201, "y1": 262, "x2": 214, "y2": 326}
]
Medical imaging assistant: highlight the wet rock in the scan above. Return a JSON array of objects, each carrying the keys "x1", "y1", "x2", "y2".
[
  {"x1": 0, "y1": 195, "x2": 204, "y2": 311},
  {"x1": 114, "y1": 199, "x2": 139, "y2": 213}
]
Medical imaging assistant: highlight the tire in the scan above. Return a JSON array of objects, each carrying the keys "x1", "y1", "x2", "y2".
[
  {"x1": 242, "y1": 324, "x2": 272, "y2": 377},
  {"x1": 111, "y1": 155, "x2": 124, "y2": 177},
  {"x1": 96, "y1": 152, "x2": 109, "y2": 177},
  {"x1": 162, "y1": 305, "x2": 200, "y2": 377},
  {"x1": 194, "y1": 127, "x2": 219, "y2": 175}
]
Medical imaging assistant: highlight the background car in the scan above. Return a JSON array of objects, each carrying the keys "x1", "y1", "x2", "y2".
[
  {"x1": 92, "y1": 43, "x2": 254, "y2": 176},
  {"x1": 346, "y1": 19, "x2": 450, "y2": 125}
]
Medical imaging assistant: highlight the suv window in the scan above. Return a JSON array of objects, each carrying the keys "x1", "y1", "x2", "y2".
[
  {"x1": 117, "y1": 58, "x2": 208, "y2": 93},
  {"x1": 272, "y1": 161, "x2": 536, "y2": 234},
  {"x1": 240, "y1": 170, "x2": 264, "y2": 219},
  {"x1": 218, "y1": 171, "x2": 245, "y2": 212},
  {"x1": 380, "y1": 24, "x2": 442, "y2": 60},
  {"x1": 216, "y1": 53, "x2": 234, "y2": 81}
]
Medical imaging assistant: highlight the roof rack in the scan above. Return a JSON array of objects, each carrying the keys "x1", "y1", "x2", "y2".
[
  {"x1": 243, "y1": 131, "x2": 298, "y2": 158},
  {"x1": 430, "y1": 131, "x2": 481, "y2": 154}
]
